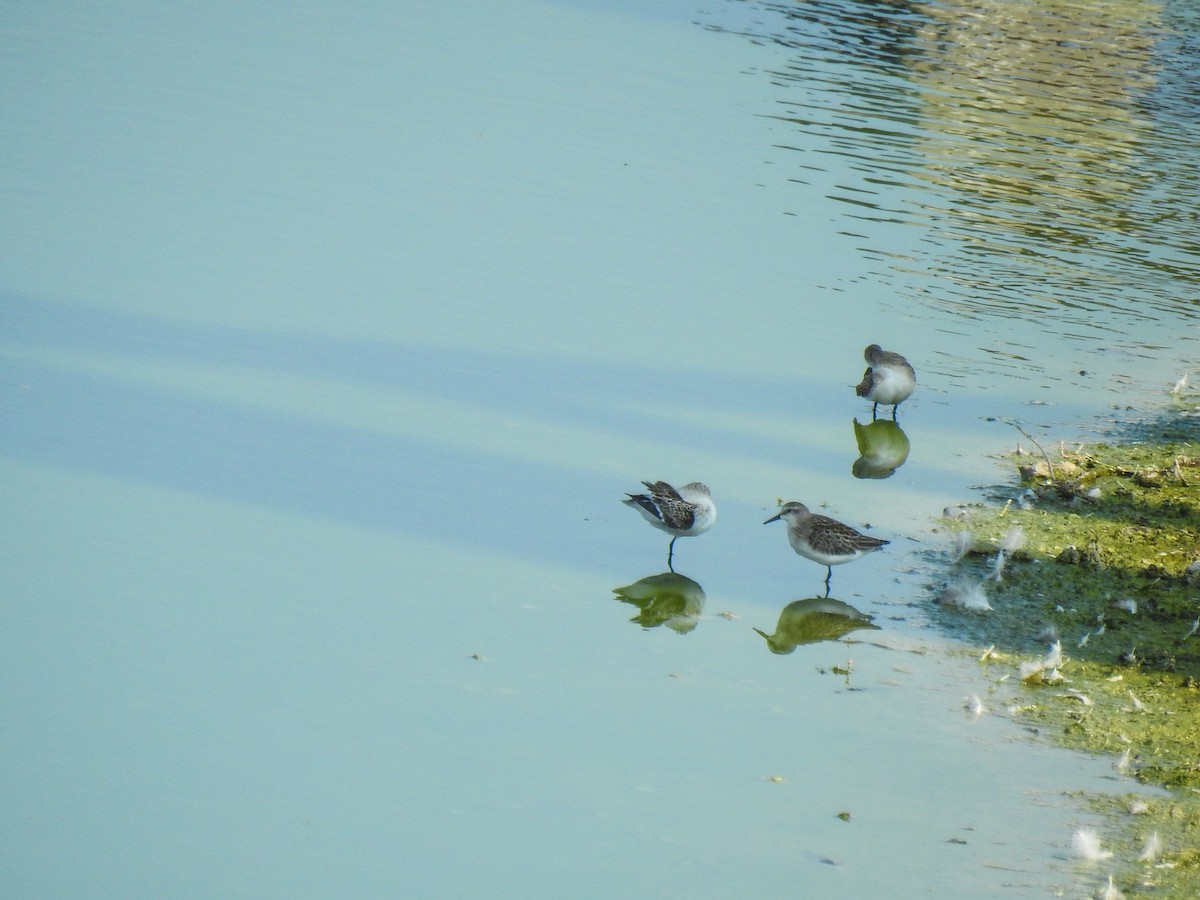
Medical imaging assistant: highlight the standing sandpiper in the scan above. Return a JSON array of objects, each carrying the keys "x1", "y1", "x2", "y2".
[
  {"x1": 623, "y1": 481, "x2": 716, "y2": 572},
  {"x1": 855, "y1": 343, "x2": 916, "y2": 419},
  {"x1": 764, "y1": 501, "x2": 888, "y2": 593}
]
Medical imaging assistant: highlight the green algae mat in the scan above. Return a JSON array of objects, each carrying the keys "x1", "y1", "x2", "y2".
[{"x1": 934, "y1": 434, "x2": 1200, "y2": 894}]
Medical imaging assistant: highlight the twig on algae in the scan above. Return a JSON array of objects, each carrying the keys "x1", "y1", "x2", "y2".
[{"x1": 1010, "y1": 421, "x2": 1055, "y2": 477}]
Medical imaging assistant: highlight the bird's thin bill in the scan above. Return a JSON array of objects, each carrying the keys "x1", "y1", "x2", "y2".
[{"x1": 763, "y1": 513, "x2": 782, "y2": 524}]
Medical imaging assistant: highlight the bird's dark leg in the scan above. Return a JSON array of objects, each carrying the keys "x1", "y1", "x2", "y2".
[
  {"x1": 824, "y1": 567, "x2": 833, "y2": 597},
  {"x1": 667, "y1": 536, "x2": 677, "y2": 573},
  {"x1": 891, "y1": 404, "x2": 899, "y2": 421},
  {"x1": 871, "y1": 401, "x2": 879, "y2": 421}
]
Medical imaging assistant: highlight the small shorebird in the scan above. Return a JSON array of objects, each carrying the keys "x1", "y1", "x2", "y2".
[
  {"x1": 623, "y1": 481, "x2": 715, "y2": 572},
  {"x1": 764, "y1": 501, "x2": 888, "y2": 592},
  {"x1": 855, "y1": 343, "x2": 916, "y2": 419}
]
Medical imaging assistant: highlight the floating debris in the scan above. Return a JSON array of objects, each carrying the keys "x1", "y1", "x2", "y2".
[
  {"x1": 1114, "y1": 598, "x2": 1138, "y2": 615},
  {"x1": 836, "y1": 811, "x2": 852, "y2": 822},
  {"x1": 1127, "y1": 690, "x2": 1147, "y2": 713},
  {"x1": 1129, "y1": 799, "x2": 1150, "y2": 815},
  {"x1": 1099, "y1": 874, "x2": 1125, "y2": 900},
  {"x1": 965, "y1": 694, "x2": 987, "y2": 717}
]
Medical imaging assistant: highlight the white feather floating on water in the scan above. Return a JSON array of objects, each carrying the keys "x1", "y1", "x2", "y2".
[
  {"x1": 1099, "y1": 874, "x2": 1125, "y2": 900},
  {"x1": 951, "y1": 530, "x2": 972, "y2": 562},
  {"x1": 1072, "y1": 827, "x2": 1114, "y2": 861},
  {"x1": 1044, "y1": 640, "x2": 1064, "y2": 669},
  {"x1": 1115, "y1": 748, "x2": 1132, "y2": 772},
  {"x1": 1138, "y1": 831, "x2": 1161, "y2": 863},
  {"x1": 1020, "y1": 660, "x2": 1045, "y2": 682},
  {"x1": 1020, "y1": 661, "x2": 1064, "y2": 684},
  {"x1": 937, "y1": 580, "x2": 992, "y2": 612},
  {"x1": 999, "y1": 526, "x2": 1026, "y2": 553},
  {"x1": 965, "y1": 694, "x2": 987, "y2": 717},
  {"x1": 1115, "y1": 598, "x2": 1137, "y2": 615}
]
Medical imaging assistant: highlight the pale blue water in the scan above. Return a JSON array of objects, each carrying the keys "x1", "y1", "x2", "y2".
[{"x1": 3, "y1": 1, "x2": 1195, "y2": 897}]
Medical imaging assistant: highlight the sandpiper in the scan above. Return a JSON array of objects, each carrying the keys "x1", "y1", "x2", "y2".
[
  {"x1": 855, "y1": 343, "x2": 916, "y2": 419},
  {"x1": 764, "y1": 501, "x2": 888, "y2": 592},
  {"x1": 623, "y1": 481, "x2": 715, "y2": 572}
]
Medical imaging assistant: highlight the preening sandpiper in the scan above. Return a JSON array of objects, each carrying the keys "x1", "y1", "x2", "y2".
[
  {"x1": 764, "y1": 501, "x2": 888, "y2": 592},
  {"x1": 623, "y1": 481, "x2": 715, "y2": 572},
  {"x1": 855, "y1": 343, "x2": 916, "y2": 419}
]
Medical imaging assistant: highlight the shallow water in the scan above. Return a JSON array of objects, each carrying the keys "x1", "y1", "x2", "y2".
[{"x1": 2, "y1": 0, "x2": 1195, "y2": 897}]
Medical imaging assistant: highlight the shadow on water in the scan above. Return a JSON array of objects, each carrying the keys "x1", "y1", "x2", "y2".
[
  {"x1": 2, "y1": 292, "x2": 832, "y2": 570},
  {"x1": 2, "y1": 291, "x2": 1098, "y2": 573},
  {"x1": 753, "y1": 596, "x2": 878, "y2": 654}
]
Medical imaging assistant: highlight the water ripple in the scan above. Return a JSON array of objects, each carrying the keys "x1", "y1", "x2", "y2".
[{"x1": 707, "y1": 0, "x2": 1200, "y2": 339}]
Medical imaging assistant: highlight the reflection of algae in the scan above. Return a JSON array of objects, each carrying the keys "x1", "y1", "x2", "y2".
[{"x1": 937, "y1": 439, "x2": 1200, "y2": 893}]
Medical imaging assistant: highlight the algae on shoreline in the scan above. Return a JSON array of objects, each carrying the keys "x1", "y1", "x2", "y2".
[{"x1": 932, "y1": 434, "x2": 1200, "y2": 894}]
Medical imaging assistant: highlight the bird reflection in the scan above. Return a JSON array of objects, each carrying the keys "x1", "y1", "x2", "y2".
[
  {"x1": 851, "y1": 417, "x2": 910, "y2": 479},
  {"x1": 753, "y1": 597, "x2": 878, "y2": 654},
  {"x1": 613, "y1": 572, "x2": 706, "y2": 634}
]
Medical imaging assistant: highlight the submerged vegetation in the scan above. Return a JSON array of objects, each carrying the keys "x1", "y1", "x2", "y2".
[{"x1": 932, "y1": 423, "x2": 1200, "y2": 895}]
